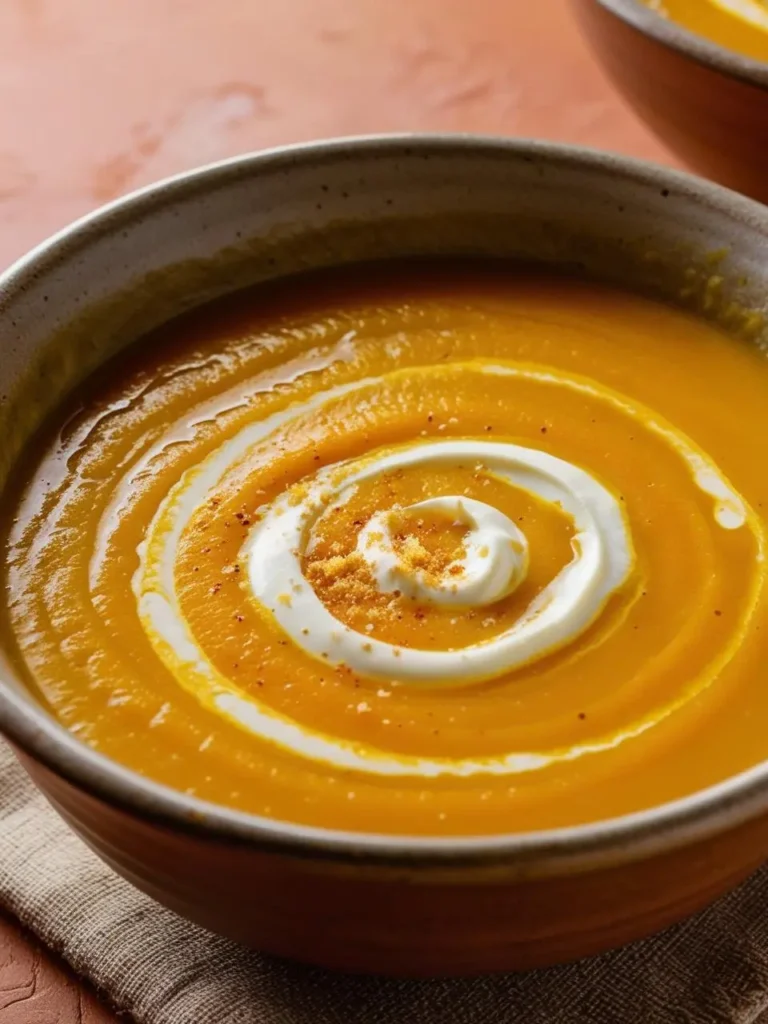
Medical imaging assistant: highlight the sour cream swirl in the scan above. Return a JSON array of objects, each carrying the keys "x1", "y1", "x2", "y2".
[
  {"x1": 244, "y1": 440, "x2": 633, "y2": 684},
  {"x1": 132, "y1": 360, "x2": 762, "y2": 779}
]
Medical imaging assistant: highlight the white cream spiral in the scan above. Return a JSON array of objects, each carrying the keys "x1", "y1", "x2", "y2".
[
  {"x1": 244, "y1": 440, "x2": 634, "y2": 685},
  {"x1": 133, "y1": 362, "x2": 760, "y2": 778}
]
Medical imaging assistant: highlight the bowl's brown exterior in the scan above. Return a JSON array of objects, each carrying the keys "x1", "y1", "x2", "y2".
[
  {"x1": 573, "y1": 0, "x2": 768, "y2": 203},
  {"x1": 22, "y1": 751, "x2": 768, "y2": 975}
]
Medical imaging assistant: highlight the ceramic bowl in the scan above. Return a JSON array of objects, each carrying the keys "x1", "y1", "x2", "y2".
[
  {"x1": 572, "y1": 0, "x2": 768, "y2": 203},
  {"x1": 3, "y1": 136, "x2": 768, "y2": 976}
]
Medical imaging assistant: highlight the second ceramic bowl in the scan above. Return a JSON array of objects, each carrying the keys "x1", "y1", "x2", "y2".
[{"x1": 573, "y1": 0, "x2": 768, "y2": 203}]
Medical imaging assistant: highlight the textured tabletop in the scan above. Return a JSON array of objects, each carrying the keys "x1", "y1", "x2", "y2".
[{"x1": 0, "y1": 0, "x2": 670, "y2": 1018}]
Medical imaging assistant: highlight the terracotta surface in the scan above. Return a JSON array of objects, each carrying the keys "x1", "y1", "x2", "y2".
[
  {"x1": 0, "y1": 912, "x2": 115, "y2": 1023},
  {"x1": 0, "y1": 0, "x2": 672, "y2": 1017}
]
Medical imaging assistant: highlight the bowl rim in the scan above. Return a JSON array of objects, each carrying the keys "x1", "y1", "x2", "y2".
[
  {"x1": 591, "y1": 0, "x2": 768, "y2": 89},
  {"x1": 4, "y1": 132, "x2": 768, "y2": 875}
]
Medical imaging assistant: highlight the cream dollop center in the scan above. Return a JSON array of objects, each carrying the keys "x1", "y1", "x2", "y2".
[{"x1": 357, "y1": 496, "x2": 529, "y2": 607}]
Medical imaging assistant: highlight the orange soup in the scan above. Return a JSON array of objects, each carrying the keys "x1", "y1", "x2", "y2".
[
  {"x1": 644, "y1": 0, "x2": 768, "y2": 62},
  {"x1": 4, "y1": 262, "x2": 768, "y2": 836}
]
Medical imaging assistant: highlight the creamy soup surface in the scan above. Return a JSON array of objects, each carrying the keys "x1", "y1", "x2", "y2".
[
  {"x1": 644, "y1": 0, "x2": 768, "y2": 61},
  {"x1": 4, "y1": 261, "x2": 768, "y2": 836}
]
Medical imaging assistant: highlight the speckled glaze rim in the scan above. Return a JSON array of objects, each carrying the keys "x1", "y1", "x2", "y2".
[
  {"x1": 593, "y1": 0, "x2": 768, "y2": 88},
  {"x1": 3, "y1": 134, "x2": 768, "y2": 877}
]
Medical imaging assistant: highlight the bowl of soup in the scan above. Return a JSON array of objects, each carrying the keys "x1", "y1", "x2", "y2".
[
  {"x1": 572, "y1": 0, "x2": 768, "y2": 202},
  {"x1": 3, "y1": 135, "x2": 768, "y2": 975}
]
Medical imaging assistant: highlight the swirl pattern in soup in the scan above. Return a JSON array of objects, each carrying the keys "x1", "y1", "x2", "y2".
[{"x1": 3, "y1": 262, "x2": 768, "y2": 835}]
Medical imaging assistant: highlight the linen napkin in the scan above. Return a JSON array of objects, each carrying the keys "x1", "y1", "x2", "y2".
[{"x1": 2, "y1": 740, "x2": 768, "y2": 1024}]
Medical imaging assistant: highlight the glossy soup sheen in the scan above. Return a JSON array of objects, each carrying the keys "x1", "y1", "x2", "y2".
[
  {"x1": 4, "y1": 261, "x2": 768, "y2": 837},
  {"x1": 644, "y1": 0, "x2": 768, "y2": 62}
]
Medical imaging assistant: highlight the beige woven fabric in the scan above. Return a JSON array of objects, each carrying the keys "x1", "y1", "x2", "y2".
[{"x1": 2, "y1": 741, "x2": 768, "y2": 1023}]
